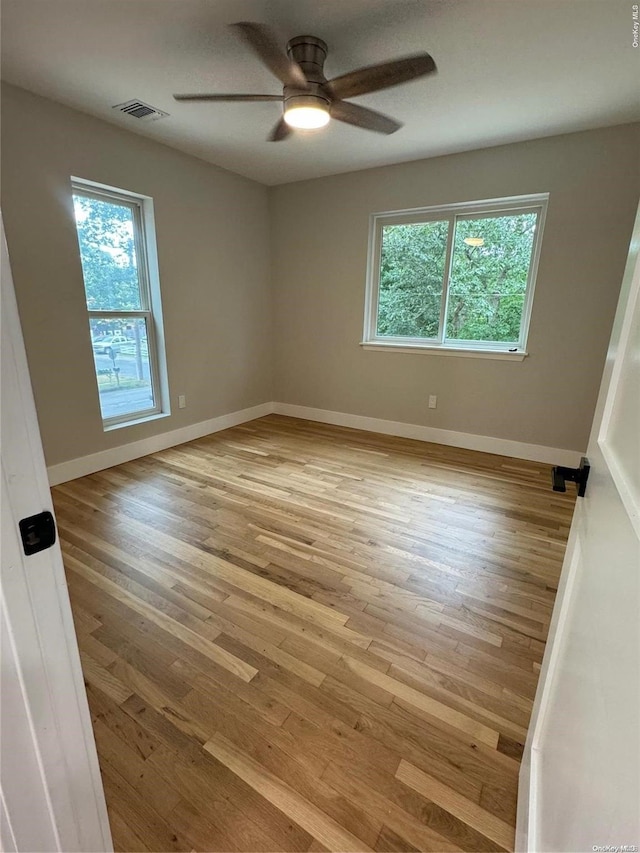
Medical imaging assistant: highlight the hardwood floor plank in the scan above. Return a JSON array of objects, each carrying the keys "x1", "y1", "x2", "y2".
[
  {"x1": 282, "y1": 711, "x2": 401, "y2": 777},
  {"x1": 204, "y1": 733, "x2": 374, "y2": 852},
  {"x1": 211, "y1": 635, "x2": 364, "y2": 728},
  {"x1": 396, "y1": 759, "x2": 515, "y2": 850},
  {"x1": 110, "y1": 658, "x2": 212, "y2": 743},
  {"x1": 116, "y1": 693, "x2": 311, "y2": 851},
  {"x1": 79, "y1": 651, "x2": 134, "y2": 704},
  {"x1": 387, "y1": 663, "x2": 529, "y2": 744},
  {"x1": 92, "y1": 717, "x2": 183, "y2": 817},
  {"x1": 320, "y1": 675, "x2": 514, "y2": 803},
  {"x1": 375, "y1": 824, "x2": 420, "y2": 852},
  {"x1": 67, "y1": 555, "x2": 258, "y2": 682},
  {"x1": 54, "y1": 415, "x2": 575, "y2": 851},
  {"x1": 320, "y1": 762, "x2": 462, "y2": 853},
  {"x1": 85, "y1": 683, "x2": 162, "y2": 762},
  {"x1": 107, "y1": 806, "x2": 152, "y2": 853},
  {"x1": 100, "y1": 756, "x2": 189, "y2": 852},
  {"x1": 78, "y1": 632, "x2": 118, "y2": 668},
  {"x1": 195, "y1": 700, "x2": 383, "y2": 848},
  {"x1": 165, "y1": 800, "x2": 243, "y2": 853},
  {"x1": 71, "y1": 603, "x2": 102, "y2": 635},
  {"x1": 339, "y1": 656, "x2": 500, "y2": 748},
  {"x1": 223, "y1": 593, "x2": 373, "y2": 651},
  {"x1": 169, "y1": 658, "x2": 292, "y2": 727},
  {"x1": 155, "y1": 748, "x2": 301, "y2": 852}
]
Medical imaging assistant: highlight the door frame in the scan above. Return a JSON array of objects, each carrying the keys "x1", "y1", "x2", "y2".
[{"x1": 1, "y1": 215, "x2": 112, "y2": 851}]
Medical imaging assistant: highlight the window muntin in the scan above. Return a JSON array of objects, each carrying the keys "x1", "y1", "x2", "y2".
[
  {"x1": 364, "y1": 195, "x2": 548, "y2": 354},
  {"x1": 72, "y1": 183, "x2": 165, "y2": 427}
]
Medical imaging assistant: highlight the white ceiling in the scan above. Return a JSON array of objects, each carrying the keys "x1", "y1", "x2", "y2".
[{"x1": 1, "y1": 0, "x2": 638, "y2": 186}]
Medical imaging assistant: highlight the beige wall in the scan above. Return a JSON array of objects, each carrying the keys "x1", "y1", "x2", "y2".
[
  {"x1": 2, "y1": 82, "x2": 638, "y2": 464},
  {"x1": 1, "y1": 83, "x2": 272, "y2": 467},
  {"x1": 270, "y1": 124, "x2": 640, "y2": 452}
]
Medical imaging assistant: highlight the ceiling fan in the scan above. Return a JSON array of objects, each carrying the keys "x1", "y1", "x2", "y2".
[{"x1": 173, "y1": 22, "x2": 437, "y2": 141}]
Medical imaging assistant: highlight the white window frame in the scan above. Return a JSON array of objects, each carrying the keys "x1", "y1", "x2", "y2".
[
  {"x1": 71, "y1": 178, "x2": 169, "y2": 429},
  {"x1": 362, "y1": 193, "x2": 549, "y2": 360}
]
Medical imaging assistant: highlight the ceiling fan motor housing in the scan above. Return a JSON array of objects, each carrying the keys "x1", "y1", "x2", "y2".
[{"x1": 284, "y1": 35, "x2": 331, "y2": 113}]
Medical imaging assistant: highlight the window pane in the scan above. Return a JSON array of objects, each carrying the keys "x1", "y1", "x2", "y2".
[
  {"x1": 73, "y1": 194, "x2": 142, "y2": 310},
  {"x1": 445, "y1": 213, "x2": 537, "y2": 343},
  {"x1": 377, "y1": 220, "x2": 449, "y2": 338},
  {"x1": 90, "y1": 317, "x2": 154, "y2": 421}
]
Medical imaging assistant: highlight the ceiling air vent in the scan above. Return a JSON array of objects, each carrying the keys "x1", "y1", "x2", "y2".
[{"x1": 112, "y1": 99, "x2": 169, "y2": 122}]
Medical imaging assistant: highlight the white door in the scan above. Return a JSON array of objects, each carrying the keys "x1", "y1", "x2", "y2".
[
  {"x1": 0, "y1": 216, "x2": 112, "y2": 852},
  {"x1": 517, "y1": 207, "x2": 640, "y2": 851}
]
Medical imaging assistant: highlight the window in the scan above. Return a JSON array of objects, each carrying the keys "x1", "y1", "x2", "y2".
[
  {"x1": 363, "y1": 194, "x2": 548, "y2": 358},
  {"x1": 72, "y1": 180, "x2": 168, "y2": 427}
]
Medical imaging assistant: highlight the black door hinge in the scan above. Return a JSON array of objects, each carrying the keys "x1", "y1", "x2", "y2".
[
  {"x1": 552, "y1": 457, "x2": 590, "y2": 497},
  {"x1": 19, "y1": 511, "x2": 57, "y2": 556}
]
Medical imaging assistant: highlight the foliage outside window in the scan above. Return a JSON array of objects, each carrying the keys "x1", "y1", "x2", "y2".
[
  {"x1": 364, "y1": 195, "x2": 548, "y2": 356},
  {"x1": 72, "y1": 181, "x2": 167, "y2": 427}
]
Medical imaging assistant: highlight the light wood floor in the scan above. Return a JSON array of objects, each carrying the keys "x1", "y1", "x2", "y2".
[{"x1": 54, "y1": 415, "x2": 576, "y2": 853}]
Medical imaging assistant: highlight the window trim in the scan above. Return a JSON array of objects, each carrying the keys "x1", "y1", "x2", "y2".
[
  {"x1": 71, "y1": 179, "x2": 169, "y2": 428},
  {"x1": 362, "y1": 193, "x2": 549, "y2": 357}
]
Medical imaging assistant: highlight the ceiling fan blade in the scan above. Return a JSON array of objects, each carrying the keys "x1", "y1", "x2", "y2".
[
  {"x1": 231, "y1": 22, "x2": 309, "y2": 90},
  {"x1": 331, "y1": 100, "x2": 401, "y2": 135},
  {"x1": 328, "y1": 53, "x2": 436, "y2": 100},
  {"x1": 173, "y1": 94, "x2": 282, "y2": 102},
  {"x1": 268, "y1": 117, "x2": 292, "y2": 142}
]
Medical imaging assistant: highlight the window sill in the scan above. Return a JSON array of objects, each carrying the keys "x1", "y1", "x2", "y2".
[
  {"x1": 360, "y1": 342, "x2": 527, "y2": 361},
  {"x1": 104, "y1": 411, "x2": 170, "y2": 432}
]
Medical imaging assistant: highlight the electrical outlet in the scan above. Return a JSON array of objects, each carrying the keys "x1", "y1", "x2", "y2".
[
  {"x1": 428, "y1": 395, "x2": 437, "y2": 409},
  {"x1": 178, "y1": 394, "x2": 186, "y2": 409}
]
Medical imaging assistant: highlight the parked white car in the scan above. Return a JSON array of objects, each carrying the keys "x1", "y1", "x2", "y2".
[{"x1": 91, "y1": 335, "x2": 130, "y2": 356}]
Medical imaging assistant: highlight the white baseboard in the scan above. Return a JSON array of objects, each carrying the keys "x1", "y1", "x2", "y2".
[
  {"x1": 515, "y1": 747, "x2": 539, "y2": 852},
  {"x1": 273, "y1": 402, "x2": 583, "y2": 467},
  {"x1": 48, "y1": 399, "x2": 583, "y2": 485},
  {"x1": 47, "y1": 402, "x2": 275, "y2": 485}
]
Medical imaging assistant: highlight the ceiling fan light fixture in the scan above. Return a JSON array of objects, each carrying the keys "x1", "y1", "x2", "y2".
[
  {"x1": 283, "y1": 95, "x2": 330, "y2": 129},
  {"x1": 173, "y1": 23, "x2": 437, "y2": 142}
]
